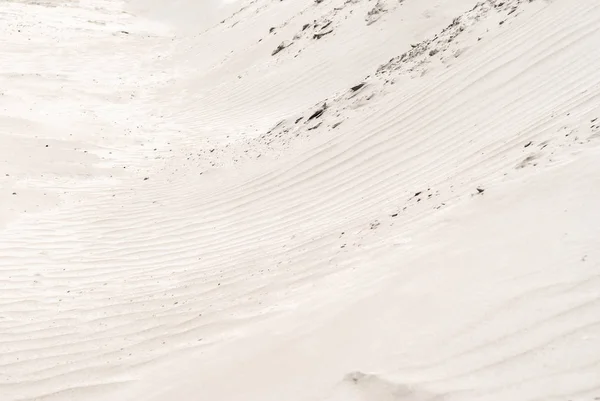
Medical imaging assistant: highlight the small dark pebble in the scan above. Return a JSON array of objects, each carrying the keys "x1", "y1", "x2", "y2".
[
  {"x1": 350, "y1": 83, "x2": 365, "y2": 92},
  {"x1": 307, "y1": 104, "x2": 327, "y2": 121},
  {"x1": 313, "y1": 30, "x2": 333, "y2": 40}
]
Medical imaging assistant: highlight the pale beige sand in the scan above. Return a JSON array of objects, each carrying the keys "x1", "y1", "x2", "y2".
[{"x1": 1, "y1": 0, "x2": 600, "y2": 400}]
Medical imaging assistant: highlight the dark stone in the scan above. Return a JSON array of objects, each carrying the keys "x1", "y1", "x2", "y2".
[
  {"x1": 350, "y1": 83, "x2": 365, "y2": 92},
  {"x1": 313, "y1": 30, "x2": 333, "y2": 40},
  {"x1": 307, "y1": 122, "x2": 322, "y2": 131},
  {"x1": 307, "y1": 103, "x2": 327, "y2": 121},
  {"x1": 272, "y1": 41, "x2": 292, "y2": 56}
]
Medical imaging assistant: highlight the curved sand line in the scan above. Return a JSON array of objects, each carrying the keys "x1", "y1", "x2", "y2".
[{"x1": 1, "y1": 0, "x2": 600, "y2": 400}]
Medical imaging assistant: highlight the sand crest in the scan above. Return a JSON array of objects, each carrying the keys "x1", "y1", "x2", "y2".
[{"x1": 1, "y1": 0, "x2": 599, "y2": 400}]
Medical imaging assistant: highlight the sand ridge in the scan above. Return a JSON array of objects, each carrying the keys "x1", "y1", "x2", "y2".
[{"x1": 1, "y1": 0, "x2": 600, "y2": 400}]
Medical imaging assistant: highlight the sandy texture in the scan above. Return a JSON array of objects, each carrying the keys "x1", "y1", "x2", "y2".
[{"x1": 1, "y1": 0, "x2": 600, "y2": 400}]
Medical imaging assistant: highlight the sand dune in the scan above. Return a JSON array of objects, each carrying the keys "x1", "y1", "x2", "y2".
[{"x1": 1, "y1": 0, "x2": 600, "y2": 400}]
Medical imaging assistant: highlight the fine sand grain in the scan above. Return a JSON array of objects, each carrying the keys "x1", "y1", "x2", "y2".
[{"x1": 1, "y1": 0, "x2": 600, "y2": 400}]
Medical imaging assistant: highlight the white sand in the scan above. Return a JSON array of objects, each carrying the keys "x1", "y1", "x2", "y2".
[{"x1": 1, "y1": 0, "x2": 600, "y2": 400}]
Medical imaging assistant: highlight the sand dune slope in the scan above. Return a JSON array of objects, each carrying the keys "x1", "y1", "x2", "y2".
[{"x1": 1, "y1": 0, "x2": 600, "y2": 400}]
